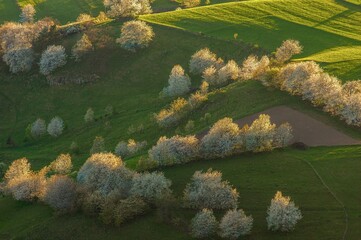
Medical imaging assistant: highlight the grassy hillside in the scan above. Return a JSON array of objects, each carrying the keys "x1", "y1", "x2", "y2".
[{"x1": 141, "y1": 0, "x2": 361, "y2": 80}]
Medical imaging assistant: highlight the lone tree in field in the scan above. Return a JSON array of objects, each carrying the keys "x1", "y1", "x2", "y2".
[
  {"x1": 219, "y1": 209, "x2": 253, "y2": 239},
  {"x1": 275, "y1": 39, "x2": 302, "y2": 64},
  {"x1": 43, "y1": 175, "x2": 77, "y2": 213},
  {"x1": 39, "y1": 45, "x2": 67, "y2": 75},
  {"x1": 103, "y1": 0, "x2": 152, "y2": 18},
  {"x1": 2, "y1": 47, "x2": 34, "y2": 73},
  {"x1": 116, "y1": 20, "x2": 154, "y2": 52},
  {"x1": 47, "y1": 116, "x2": 64, "y2": 137},
  {"x1": 84, "y1": 108, "x2": 95, "y2": 123},
  {"x1": 72, "y1": 34, "x2": 93, "y2": 61},
  {"x1": 189, "y1": 48, "x2": 218, "y2": 74},
  {"x1": 30, "y1": 118, "x2": 46, "y2": 139},
  {"x1": 162, "y1": 65, "x2": 191, "y2": 97},
  {"x1": 90, "y1": 136, "x2": 106, "y2": 154},
  {"x1": 191, "y1": 209, "x2": 218, "y2": 238},
  {"x1": 267, "y1": 191, "x2": 302, "y2": 232},
  {"x1": 183, "y1": 169, "x2": 239, "y2": 209},
  {"x1": 20, "y1": 4, "x2": 36, "y2": 23}
]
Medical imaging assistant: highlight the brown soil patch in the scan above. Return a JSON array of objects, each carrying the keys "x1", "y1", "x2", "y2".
[{"x1": 202, "y1": 106, "x2": 360, "y2": 147}]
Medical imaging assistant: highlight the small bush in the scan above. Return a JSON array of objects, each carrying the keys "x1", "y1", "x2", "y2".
[
  {"x1": 275, "y1": 39, "x2": 303, "y2": 64},
  {"x1": 135, "y1": 157, "x2": 158, "y2": 172},
  {"x1": 72, "y1": 34, "x2": 93, "y2": 61},
  {"x1": 190, "y1": 48, "x2": 218, "y2": 74},
  {"x1": 182, "y1": 0, "x2": 201, "y2": 8},
  {"x1": 20, "y1": 4, "x2": 36, "y2": 23},
  {"x1": 155, "y1": 97, "x2": 189, "y2": 128},
  {"x1": 84, "y1": 108, "x2": 95, "y2": 123},
  {"x1": 30, "y1": 118, "x2": 46, "y2": 139},
  {"x1": 49, "y1": 154, "x2": 73, "y2": 175},
  {"x1": 90, "y1": 136, "x2": 105, "y2": 154},
  {"x1": 70, "y1": 141, "x2": 80, "y2": 154}
]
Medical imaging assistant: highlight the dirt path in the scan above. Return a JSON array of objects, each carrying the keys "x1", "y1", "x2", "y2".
[{"x1": 205, "y1": 106, "x2": 360, "y2": 147}]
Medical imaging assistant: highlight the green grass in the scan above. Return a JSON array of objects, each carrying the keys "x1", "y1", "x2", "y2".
[
  {"x1": 141, "y1": 0, "x2": 361, "y2": 80},
  {"x1": 0, "y1": 0, "x2": 20, "y2": 23}
]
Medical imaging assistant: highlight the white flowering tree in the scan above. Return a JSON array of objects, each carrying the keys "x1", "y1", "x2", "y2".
[
  {"x1": 148, "y1": 135, "x2": 199, "y2": 166},
  {"x1": 72, "y1": 34, "x2": 93, "y2": 61},
  {"x1": 189, "y1": 48, "x2": 218, "y2": 74},
  {"x1": 218, "y1": 60, "x2": 239, "y2": 83},
  {"x1": 39, "y1": 45, "x2": 67, "y2": 75},
  {"x1": 84, "y1": 108, "x2": 95, "y2": 123},
  {"x1": 103, "y1": 0, "x2": 152, "y2": 18},
  {"x1": 20, "y1": 4, "x2": 36, "y2": 23},
  {"x1": 219, "y1": 209, "x2": 253, "y2": 239},
  {"x1": 47, "y1": 116, "x2": 64, "y2": 137},
  {"x1": 183, "y1": 169, "x2": 239, "y2": 209},
  {"x1": 2, "y1": 47, "x2": 34, "y2": 73},
  {"x1": 273, "y1": 123, "x2": 293, "y2": 148},
  {"x1": 275, "y1": 39, "x2": 303, "y2": 64},
  {"x1": 200, "y1": 117, "x2": 240, "y2": 158},
  {"x1": 116, "y1": 20, "x2": 154, "y2": 52},
  {"x1": 162, "y1": 65, "x2": 191, "y2": 97},
  {"x1": 191, "y1": 209, "x2": 218, "y2": 238},
  {"x1": 267, "y1": 191, "x2": 302, "y2": 232},
  {"x1": 49, "y1": 154, "x2": 73, "y2": 175},
  {"x1": 77, "y1": 153, "x2": 134, "y2": 197},
  {"x1": 43, "y1": 175, "x2": 77, "y2": 212},
  {"x1": 130, "y1": 171, "x2": 172, "y2": 202},
  {"x1": 30, "y1": 118, "x2": 46, "y2": 138}
]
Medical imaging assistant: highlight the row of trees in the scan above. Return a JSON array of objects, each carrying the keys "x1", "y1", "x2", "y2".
[
  {"x1": 1, "y1": 155, "x2": 302, "y2": 237},
  {"x1": 149, "y1": 114, "x2": 293, "y2": 167}
]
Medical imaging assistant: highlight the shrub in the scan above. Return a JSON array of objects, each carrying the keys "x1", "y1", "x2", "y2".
[
  {"x1": 114, "y1": 141, "x2": 128, "y2": 157},
  {"x1": 273, "y1": 123, "x2": 293, "y2": 148},
  {"x1": 184, "y1": 120, "x2": 195, "y2": 133},
  {"x1": 149, "y1": 135, "x2": 199, "y2": 166},
  {"x1": 77, "y1": 153, "x2": 134, "y2": 197},
  {"x1": 162, "y1": 65, "x2": 191, "y2": 97},
  {"x1": 275, "y1": 39, "x2": 303, "y2": 64},
  {"x1": 2, "y1": 47, "x2": 34, "y2": 73},
  {"x1": 47, "y1": 116, "x2": 64, "y2": 137},
  {"x1": 116, "y1": 20, "x2": 154, "y2": 52},
  {"x1": 243, "y1": 114, "x2": 276, "y2": 152},
  {"x1": 103, "y1": 197, "x2": 149, "y2": 226},
  {"x1": 70, "y1": 141, "x2": 80, "y2": 154},
  {"x1": 267, "y1": 191, "x2": 302, "y2": 232},
  {"x1": 84, "y1": 108, "x2": 95, "y2": 123},
  {"x1": 188, "y1": 91, "x2": 207, "y2": 109},
  {"x1": 79, "y1": 190, "x2": 105, "y2": 215},
  {"x1": 218, "y1": 60, "x2": 239, "y2": 83},
  {"x1": 72, "y1": 34, "x2": 93, "y2": 61},
  {"x1": 115, "y1": 139, "x2": 147, "y2": 158},
  {"x1": 183, "y1": 169, "x2": 239, "y2": 209},
  {"x1": 199, "y1": 81, "x2": 209, "y2": 95},
  {"x1": 49, "y1": 154, "x2": 73, "y2": 175},
  {"x1": 135, "y1": 157, "x2": 158, "y2": 172},
  {"x1": 104, "y1": 105, "x2": 114, "y2": 116},
  {"x1": 190, "y1": 209, "x2": 218, "y2": 238},
  {"x1": 130, "y1": 172, "x2": 172, "y2": 202},
  {"x1": 76, "y1": 13, "x2": 92, "y2": 22},
  {"x1": 39, "y1": 45, "x2": 67, "y2": 75},
  {"x1": 182, "y1": 0, "x2": 201, "y2": 8},
  {"x1": 20, "y1": 4, "x2": 36, "y2": 23},
  {"x1": 104, "y1": 0, "x2": 152, "y2": 18},
  {"x1": 190, "y1": 48, "x2": 218, "y2": 74},
  {"x1": 30, "y1": 118, "x2": 46, "y2": 139},
  {"x1": 155, "y1": 97, "x2": 189, "y2": 128},
  {"x1": 43, "y1": 175, "x2": 77, "y2": 213},
  {"x1": 200, "y1": 117, "x2": 240, "y2": 158},
  {"x1": 90, "y1": 136, "x2": 105, "y2": 154},
  {"x1": 219, "y1": 209, "x2": 253, "y2": 239}
]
